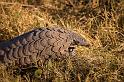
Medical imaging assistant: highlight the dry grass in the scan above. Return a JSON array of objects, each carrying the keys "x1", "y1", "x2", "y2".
[{"x1": 0, "y1": 0, "x2": 124, "y2": 82}]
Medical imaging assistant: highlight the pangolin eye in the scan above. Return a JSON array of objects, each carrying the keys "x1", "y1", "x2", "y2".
[{"x1": 68, "y1": 46, "x2": 75, "y2": 52}]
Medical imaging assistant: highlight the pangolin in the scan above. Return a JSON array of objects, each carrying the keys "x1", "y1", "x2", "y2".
[{"x1": 0, "y1": 27, "x2": 90, "y2": 68}]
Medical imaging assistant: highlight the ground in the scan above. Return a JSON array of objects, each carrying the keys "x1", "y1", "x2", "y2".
[{"x1": 0, "y1": 0, "x2": 124, "y2": 82}]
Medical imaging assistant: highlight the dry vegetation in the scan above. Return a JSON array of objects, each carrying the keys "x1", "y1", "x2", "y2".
[{"x1": 0, "y1": 0, "x2": 124, "y2": 82}]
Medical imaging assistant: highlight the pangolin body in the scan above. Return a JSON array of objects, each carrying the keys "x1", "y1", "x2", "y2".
[{"x1": 0, "y1": 27, "x2": 89, "y2": 67}]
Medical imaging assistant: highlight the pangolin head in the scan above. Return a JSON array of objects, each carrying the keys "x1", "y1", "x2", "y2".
[{"x1": 70, "y1": 32, "x2": 90, "y2": 47}]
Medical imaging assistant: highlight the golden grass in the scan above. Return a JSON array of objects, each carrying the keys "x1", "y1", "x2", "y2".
[{"x1": 0, "y1": 0, "x2": 124, "y2": 82}]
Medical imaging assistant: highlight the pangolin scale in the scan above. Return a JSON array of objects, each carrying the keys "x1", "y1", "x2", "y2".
[{"x1": 0, "y1": 27, "x2": 89, "y2": 67}]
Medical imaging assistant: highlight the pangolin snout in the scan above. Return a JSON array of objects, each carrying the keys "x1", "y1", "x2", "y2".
[{"x1": 71, "y1": 33, "x2": 90, "y2": 47}]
